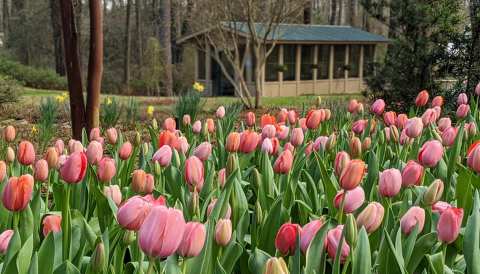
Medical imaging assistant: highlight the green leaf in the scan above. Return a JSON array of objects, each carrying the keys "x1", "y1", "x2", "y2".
[
  {"x1": 52, "y1": 261, "x2": 81, "y2": 274},
  {"x1": 464, "y1": 191, "x2": 480, "y2": 274},
  {"x1": 19, "y1": 206, "x2": 34, "y2": 245},
  {"x1": 383, "y1": 228, "x2": 406, "y2": 274},
  {"x1": 406, "y1": 232, "x2": 438, "y2": 273},
  {"x1": 352, "y1": 228, "x2": 372, "y2": 274},
  {"x1": 427, "y1": 252, "x2": 445, "y2": 274},
  {"x1": 364, "y1": 151, "x2": 379, "y2": 198},
  {"x1": 27, "y1": 252, "x2": 38, "y2": 274},
  {"x1": 16, "y1": 235, "x2": 33, "y2": 274},
  {"x1": 219, "y1": 241, "x2": 243, "y2": 274},
  {"x1": 304, "y1": 221, "x2": 331, "y2": 274},
  {"x1": 248, "y1": 248, "x2": 271, "y2": 274},
  {"x1": 3, "y1": 229, "x2": 21, "y2": 274},
  {"x1": 38, "y1": 232, "x2": 55, "y2": 274}
]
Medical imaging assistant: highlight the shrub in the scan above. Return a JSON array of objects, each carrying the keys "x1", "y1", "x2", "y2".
[
  {"x1": 100, "y1": 97, "x2": 123, "y2": 128},
  {"x1": 37, "y1": 97, "x2": 58, "y2": 151},
  {"x1": 173, "y1": 89, "x2": 205, "y2": 125},
  {"x1": 0, "y1": 75, "x2": 21, "y2": 104},
  {"x1": 0, "y1": 56, "x2": 67, "y2": 90}
]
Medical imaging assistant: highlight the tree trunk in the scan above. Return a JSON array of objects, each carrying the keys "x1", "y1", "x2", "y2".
[
  {"x1": 51, "y1": 0, "x2": 66, "y2": 76},
  {"x1": 74, "y1": 0, "x2": 83, "y2": 73},
  {"x1": 330, "y1": 0, "x2": 337, "y2": 25},
  {"x1": 349, "y1": 0, "x2": 357, "y2": 27},
  {"x1": 135, "y1": 0, "x2": 142, "y2": 71},
  {"x1": 60, "y1": 0, "x2": 86, "y2": 140},
  {"x1": 303, "y1": 0, "x2": 311, "y2": 24},
  {"x1": 159, "y1": 0, "x2": 173, "y2": 96},
  {"x1": 123, "y1": 0, "x2": 132, "y2": 92},
  {"x1": 467, "y1": 0, "x2": 480, "y2": 95},
  {"x1": 337, "y1": 0, "x2": 343, "y2": 25},
  {"x1": 86, "y1": 0, "x2": 103, "y2": 132},
  {"x1": 3, "y1": 0, "x2": 9, "y2": 41}
]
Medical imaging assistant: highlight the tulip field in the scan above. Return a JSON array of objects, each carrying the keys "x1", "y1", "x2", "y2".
[{"x1": 3, "y1": 87, "x2": 480, "y2": 274}]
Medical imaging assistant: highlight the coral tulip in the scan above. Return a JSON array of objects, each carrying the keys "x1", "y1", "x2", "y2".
[
  {"x1": 432, "y1": 96, "x2": 444, "y2": 107},
  {"x1": 42, "y1": 215, "x2": 62, "y2": 236},
  {"x1": 18, "y1": 141, "x2": 35, "y2": 166},
  {"x1": 239, "y1": 130, "x2": 259, "y2": 154},
  {"x1": 437, "y1": 207, "x2": 463, "y2": 244},
  {"x1": 34, "y1": 159, "x2": 49, "y2": 182},
  {"x1": 3, "y1": 125, "x2": 15, "y2": 142},
  {"x1": 119, "y1": 142, "x2": 133, "y2": 160},
  {"x1": 2, "y1": 174, "x2": 34, "y2": 212},
  {"x1": 415, "y1": 90, "x2": 429, "y2": 107},
  {"x1": 226, "y1": 132, "x2": 240, "y2": 152},
  {"x1": 97, "y1": 157, "x2": 116, "y2": 182},
  {"x1": 306, "y1": 110, "x2": 321, "y2": 129},
  {"x1": 273, "y1": 149, "x2": 293, "y2": 174},
  {"x1": 339, "y1": 159, "x2": 365, "y2": 190}
]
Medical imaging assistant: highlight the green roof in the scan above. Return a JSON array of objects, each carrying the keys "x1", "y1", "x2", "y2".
[{"x1": 226, "y1": 23, "x2": 389, "y2": 43}]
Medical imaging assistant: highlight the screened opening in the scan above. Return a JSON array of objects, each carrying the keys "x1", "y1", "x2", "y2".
[
  {"x1": 317, "y1": 45, "x2": 330, "y2": 79},
  {"x1": 334, "y1": 45, "x2": 346, "y2": 79},
  {"x1": 348, "y1": 45, "x2": 361, "y2": 78},
  {"x1": 265, "y1": 46, "x2": 279, "y2": 82},
  {"x1": 283, "y1": 45, "x2": 297, "y2": 81},
  {"x1": 363, "y1": 45, "x2": 375, "y2": 77},
  {"x1": 197, "y1": 49, "x2": 206, "y2": 80},
  {"x1": 300, "y1": 45, "x2": 314, "y2": 80}
]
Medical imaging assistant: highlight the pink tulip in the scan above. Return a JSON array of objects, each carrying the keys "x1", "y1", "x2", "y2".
[
  {"x1": 152, "y1": 145, "x2": 172, "y2": 167},
  {"x1": 405, "y1": 118, "x2": 423, "y2": 138},
  {"x1": 119, "y1": 142, "x2": 133, "y2": 160},
  {"x1": 117, "y1": 196, "x2": 151, "y2": 231},
  {"x1": 432, "y1": 201, "x2": 452, "y2": 215},
  {"x1": 468, "y1": 141, "x2": 480, "y2": 173},
  {"x1": 356, "y1": 202, "x2": 384, "y2": 233},
  {"x1": 42, "y1": 215, "x2": 62, "y2": 236},
  {"x1": 418, "y1": 140, "x2": 443, "y2": 167},
  {"x1": 465, "y1": 122, "x2": 477, "y2": 138},
  {"x1": 433, "y1": 106, "x2": 442, "y2": 119},
  {"x1": 69, "y1": 139, "x2": 84, "y2": 154},
  {"x1": 300, "y1": 219, "x2": 324, "y2": 253},
  {"x1": 476, "y1": 82, "x2": 480, "y2": 95},
  {"x1": 457, "y1": 93, "x2": 468, "y2": 105},
  {"x1": 400, "y1": 129, "x2": 413, "y2": 145},
  {"x1": 106, "y1": 128, "x2": 118, "y2": 144},
  {"x1": 334, "y1": 151, "x2": 351, "y2": 177},
  {"x1": 313, "y1": 136, "x2": 328, "y2": 152},
  {"x1": 183, "y1": 114, "x2": 191, "y2": 125},
  {"x1": 218, "y1": 168, "x2": 226, "y2": 188},
  {"x1": 163, "y1": 117, "x2": 176, "y2": 132},
  {"x1": 185, "y1": 156, "x2": 204, "y2": 191},
  {"x1": 370, "y1": 99, "x2": 385, "y2": 115},
  {"x1": 306, "y1": 110, "x2": 321, "y2": 129},
  {"x1": 3, "y1": 126, "x2": 15, "y2": 142},
  {"x1": 379, "y1": 168, "x2": 402, "y2": 197},
  {"x1": 456, "y1": 104, "x2": 470, "y2": 119},
  {"x1": 290, "y1": 128, "x2": 304, "y2": 147},
  {"x1": 348, "y1": 99, "x2": 359, "y2": 114},
  {"x1": 2, "y1": 175, "x2": 34, "y2": 212},
  {"x1": 0, "y1": 161, "x2": 6, "y2": 182},
  {"x1": 402, "y1": 160, "x2": 424, "y2": 187},
  {"x1": 432, "y1": 96, "x2": 444, "y2": 107},
  {"x1": 245, "y1": 112, "x2": 256, "y2": 127},
  {"x1": 0, "y1": 230, "x2": 14, "y2": 254},
  {"x1": 261, "y1": 138, "x2": 274, "y2": 155},
  {"x1": 87, "y1": 141, "x2": 103, "y2": 165},
  {"x1": 90, "y1": 127, "x2": 101, "y2": 141},
  {"x1": 143, "y1": 194, "x2": 166, "y2": 207},
  {"x1": 97, "y1": 157, "x2": 116, "y2": 182},
  {"x1": 275, "y1": 223, "x2": 302, "y2": 255},
  {"x1": 284, "y1": 142, "x2": 294, "y2": 153},
  {"x1": 192, "y1": 120, "x2": 202, "y2": 133},
  {"x1": 139, "y1": 206, "x2": 186, "y2": 258},
  {"x1": 396, "y1": 114, "x2": 408, "y2": 129},
  {"x1": 339, "y1": 160, "x2": 365, "y2": 190},
  {"x1": 215, "y1": 219, "x2": 232, "y2": 247},
  {"x1": 334, "y1": 186, "x2": 365, "y2": 213},
  {"x1": 383, "y1": 111, "x2": 396, "y2": 126},
  {"x1": 60, "y1": 151, "x2": 87, "y2": 184},
  {"x1": 239, "y1": 130, "x2": 259, "y2": 154},
  {"x1": 437, "y1": 117, "x2": 452, "y2": 132},
  {"x1": 18, "y1": 141, "x2": 35, "y2": 166},
  {"x1": 273, "y1": 149, "x2": 293, "y2": 174},
  {"x1": 415, "y1": 90, "x2": 429, "y2": 107},
  {"x1": 437, "y1": 207, "x2": 463, "y2": 244},
  {"x1": 207, "y1": 198, "x2": 232, "y2": 219},
  {"x1": 352, "y1": 120, "x2": 367, "y2": 135},
  {"x1": 325, "y1": 225, "x2": 350, "y2": 263},
  {"x1": 262, "y1": 124, "x2": 276, "y2": 139},
  {"x1": 34, "y1": 159, "x2": 49, "y2": 182},
  {"x1": 288, "y1": 110, "x2": 297, "y2": 124},
  {"x1": 178, "y1": 222, "x2": 206, "y2": 257},
  {"x1": 55, "y1": 139, "x2": 65, "y2": 155},
  {"x1": 216, "y1": 106, "x2": 226, "y2": 119},
  {"x1": 400, "y1": 206, "x2": 425, "y2": 235},
  {"x1": 194, "y1": 142, "x2": 212, "y2": 161},
  {"x1": 421, "y1": 108, "x2": 437, "y2": 126},
  {"x1": 178, "y1": 136, "x2": 189, "y2": 154},
  {"x1": 277, "y1": 125, "x2": 289, "y2": 140},
  {"x1": 441, "y1": 127, "x2": 458, "y2": 147},
  {"x1": 103, "y1": 185, "x2": 122, "y2": 206},
  {"x1": 277, "y1": 108, "x2": 288, "y2": 123}
]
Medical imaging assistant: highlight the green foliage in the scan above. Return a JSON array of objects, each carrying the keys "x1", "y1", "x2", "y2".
[
  {"x1": 173, "y1": 89, "x2": 205, "y2": 123},
  {"x1": 38, "y1": 97, "x2": 58, "y2": 150},
  {"x1": 362, "y1": 0, "x2": 464, "y2": 109},
  {"x1": 125, "y1": 97, "x2": 140, "y2": 127},
  {"x1": 0, "y1": 56, "x2": 67, "y2": 90},
  {"x1": 0, "y1": 75, "x2": 21, "y2": 104},
  {"x1": 100, "y1": 97, "x2": 123, "y2": 128}
]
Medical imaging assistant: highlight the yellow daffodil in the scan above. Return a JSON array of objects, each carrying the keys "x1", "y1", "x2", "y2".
[
  {"x1": 193, "y1": 82, "x2": 205, "y2": 93},
  {"x1": 106, "y1": 97, "x2": 113, "y2": 105},
  {"x1": 146, "y1": 105, "x2": 154, "y2": 117},
  {"x1": 55, "y1": 95, "x2": 65, "y2": 103},
  {"x1": 31, "y1": 125, "x2": 38, "y2": 135}
]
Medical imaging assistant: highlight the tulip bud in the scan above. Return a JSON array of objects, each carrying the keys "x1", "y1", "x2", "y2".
[
  {"x1": 263, "y1": 257, "x2": 289, "y2": 274},
  {"x1": 134, "y1": 131, "x2": 142, "y2": 146},
  {"x1": 183, "y1": 114, "x2": 191, "y2": 125},
  {"x1": 344, "y1": 214, "x2": 358, "y2": 247},
  {"x1": 6, "y1": 147, "x2": 15, "y2": 163},
  {"x1": 423, "y1": 179, "x2": 444, "y2": 206},
  {"x1": 349, "y1": 137, "x2": 362, "y2": 158},
  {"x1": 0, "y1": 230, "x2": 14, "y2": 254},
  {"x1": 362, "y1": 137, "x2": 371, "y2": 151},
  {"x1": 151, "y1": 118, "x2": 158, "y2": 130},
  {"x1": 123, "y1": 230, "x2": 136, "y2": 245},
  {"x1": 226, "y1": 153, "x2": 238, "y2": 177},
  {"x1": 3, "y1": 126, "x2": 15, "y2": 142},
  {"x1": 255, "y1": 201, "x2": 263, "y2": 225},
  {"x1": 90, "y1": 241, "x2": 106, "y2": 272},
  {"x1": 215, "y1": 219, "x2": 232, "y2": 247},
  {"x1": 207, "y1": 198, "x2": 232, "y2": 219},
  {"x1": 326, "y1": 133, "x2": 337, "y2": 151},
  {"x1": 356, "y1": 202, "x2": 384, "y2": 234},
  {"x1": 206, "y1": 118, "x2": 215, "y2": 133},
  {"x1": 119, "y1": 141, "x2": 133, "y2": 160},
  {"x1": 142, "y1": 143, "x2": 149, "y2": 156}
]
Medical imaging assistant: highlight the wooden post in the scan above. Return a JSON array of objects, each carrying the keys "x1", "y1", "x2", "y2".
[
  {"x1": 328, "y1": 45, "x2": 334, "y2": 94},
  {"x1": 279, "y1": 45, "x2": 284, "y2": 97},
  {"x1": 206, "y1": 44, "x2": 211, "y2": 95},
  {"x1": 344, "y1": 44, "x2": 349, "y2": 93},
  {"x1": 313, "y1": 45, "x2": 318, "y2": 94},
  {"x1": 296, "y1": 45, "x2": 301, "y2": 95},
  {"x1": 359, "y1": 45, "x2": 364, "y2": 92}
]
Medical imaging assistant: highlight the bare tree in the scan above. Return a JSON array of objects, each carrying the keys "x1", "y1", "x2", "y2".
[
  {"x1": 135, "y1": 0, "x2": 143, "y2": 71},
  {"x1": 190, "y1": 0, "x2": 306, "y2": 108},
  {"x1": 50, "y1": 0, "x2": 66, "y2": 76},
  {"x1": 159, "y1": 0, "x2": 173, "y2": 96},
  {"x1": 330, "y1": 0, "x2": 337, "y2": 24},
  {"x1": 3, "y1": 0, "x2": 9, "y2": 40},
  {"x1": 467, "y1": 0, "x2": 480, "y2": 94},
  {"x1": 124, "y1": 0, "x2": 132, "y2": 91},
  {"x1": 86, "y1": 0, "x2": 103, "y2": 132}
]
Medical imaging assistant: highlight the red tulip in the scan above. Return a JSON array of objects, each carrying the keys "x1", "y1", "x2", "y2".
[
  {"x1": 185, "y1": 156, "x2": 204, "y2": 191},
  {"x1": 34, "y1": 159, "x2": 49, "y2": 182},
  {"x1": 158, "y1": 130, "x2": 179, "y2": 150},
  {"x1": 306, "y1": 110, "x2": 321, "y2": 129},
  {"x1": 379, "y1": 168, "x2": 402, "y2": 197},
  {"x1": 275, "y1": 223, "x2": 302, "y2": 255},
  {"x1": 139, "y1": 206, "x2": 186, "y2": 258},
  {"x1": 239, "y1": 130, "x2": 259, "y2": 154},
  {"x1": 0, "y1": 230, "x2": 14, "y2": 254},
  {"x1": 117, "y1": 195, "x2": 152, "y2": 231},
  {"x1": 273, "y1": 149, "x2": 293, "y2": 174},
  {"x1": 418, "y1": 140, "x2": 443, "y2": 167},
  {"x1": 215, "y1": 219, "x2": 232, "y2": 247},
  {"x1": 356, "y1": 202, "x2": 384, "y2": 233},
  {"x1": 400, "y1": 206, "x2": 425, "y2": 235},
  {"x1": 2, "y1": 174, "x2": 34, "y2": 212},
  {"x1": 42, "y1": 215, "x2": 62, "y2": 236},
  {"x1": 226, "y1": 132, "x2": 240, "y2": 152},
  {"x1": 334, "y1": 186, "x2": 365, "y2": 213},
  {"x1": 300, "y1": 219, "x2": 324, "y2": 253},
  {"x1": 193, "y1": 142, "x2": 212, "y2": 161},
  {"x1": 87, "y1": 140, "x2": 103, "y2": 165},
  {"x1": 370, "y1": 99, "x2": 385, "y2": 115},
  {"x1": 401, "y1": 160, "x2": 424, "y2": 187},
  {"x1": 97, "y1": 157, "x2": 116, "y2": 183},
  {"x1": 325, "y1": 225, "x2": 350, "y2": 263},
  {"x1": 415, "y1": 90, "x2": 429, "y2": 107},
  {"x1": 18, "y1": 141, "x2": 35, "y2": 166},
  {"x1": 60, "y1": 151, "x2": 87, "y2": 184},
  {"x1": 119, "y1": 141, "x2": 133, "y2": 160},
  {"x1": 339, "y1": 159, "x2": 365, "y2": 190},
  {"x1": 3, "y1": 125, "x2": 15, "y2": 142},
  {"x1": 246, "y1": 112, "x2": 256, "y2": 127},
  {"x1": 178, "y1": 222, "x2": 206, "y2": 257},
  {"x1": 163, "y1": 117, "x2": 176, "y2": 132},
  {"x1": 103, "y1": 185, "x2": 122, "y2": 206},
  {"x1": 152, "y1": 145, "x2": 172, "y2": 167}
]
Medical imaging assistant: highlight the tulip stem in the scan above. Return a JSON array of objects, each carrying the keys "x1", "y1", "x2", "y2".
[
  {"x1": 147, "y1": 258, "x2": 155, "y2": 274},
  {"x1": 61, "y1": 185, "x2": 71, "y2": 261},
  {"x1": 337, "y1": 190, "x2": 348, "y2": 224}
]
